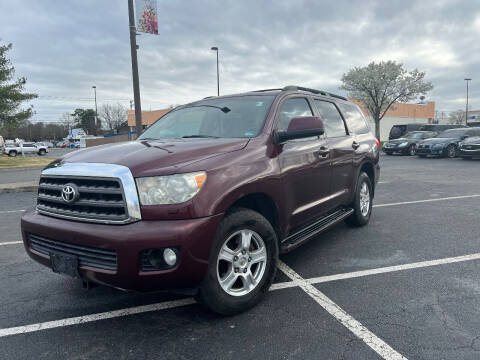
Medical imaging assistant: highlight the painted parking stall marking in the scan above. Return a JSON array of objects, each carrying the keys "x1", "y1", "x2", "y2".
[
  {"x1": 0, "y1": 298, "x2": 196, "y2": 338},
  {"x1": 2, "y1": 252, "x2": 480, "y2": 339},
  {"x1": 277, "y1": 261, "x2": 407, "y2": 360},
  {"x1": 0, "y1": 241, "x2": 23, "y2": 246},
  {"x1": 373, "y1": 194, "x2": 480, "y2": 208},
  {"x1": 0, "y1": 209, "x2": 26, "y2": 215}
]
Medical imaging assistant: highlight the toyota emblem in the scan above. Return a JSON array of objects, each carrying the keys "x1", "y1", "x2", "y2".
[{"x1": 61, "y1": 184, "x2": 78, "y2": 203}]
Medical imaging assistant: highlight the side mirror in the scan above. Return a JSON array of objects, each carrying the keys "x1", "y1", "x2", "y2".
[{"x1": 275, "y1": 116, "x2": 324, "y2": 143}]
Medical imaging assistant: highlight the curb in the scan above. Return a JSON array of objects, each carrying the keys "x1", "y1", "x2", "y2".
[{"x1": 0, "y1": 182, "x2": 38, "y2": 194}]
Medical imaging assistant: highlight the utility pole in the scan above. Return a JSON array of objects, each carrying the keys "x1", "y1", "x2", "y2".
[
  {"x1": 128, "y1": 0, "x2": 143, "y2": 138},
  {"x1": 464, "y1": 78, "x2": 471, "y2": 126},
  {"x1": 211, "y1": 47, "x2": 219, "y2": 96}
]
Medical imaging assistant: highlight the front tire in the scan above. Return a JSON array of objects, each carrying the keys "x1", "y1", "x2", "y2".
[
  {"x1": 38, "y1": 149, "x2": 46, "y2": 156},
  {"x1": 445, "y1": 144, "x2": 457, "y2": 158},
  {"x1": 408, "y1": 145, "x2": 416, "y2": 156},
  {"x1": 197, "y1": 208, "x2": 278, "y2": 315},
  {"x1": 346, "y1": 172, "x2": 372, "y2": 227}
]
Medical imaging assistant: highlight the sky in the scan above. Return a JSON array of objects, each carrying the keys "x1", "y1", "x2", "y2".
[{"x1": 1, "y1": 0, "x2": 480, "y2": 123}]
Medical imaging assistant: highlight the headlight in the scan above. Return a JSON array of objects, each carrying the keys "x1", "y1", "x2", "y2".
[
  {"x1": 398, "y1": 142, "x2": 408, "y2": 147},
  {"x1": 136, "y1": 171, "x2": 206, "y2": 205}
]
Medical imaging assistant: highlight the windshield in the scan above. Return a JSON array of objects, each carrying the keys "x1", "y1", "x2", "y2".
[
  {"x1": 435, "y1": 129, "x2": 468, "y2": 138},
  {"x1": 138, "y1": 95, "x2": 275, "y2": 140},
  {"x1": 404, "y1": 132, "x2": 424, "y2": 139}
]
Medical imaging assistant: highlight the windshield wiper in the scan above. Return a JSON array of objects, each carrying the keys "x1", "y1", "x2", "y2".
[{"x1": 182, "y1": 135, "x2": 220, "y2": 138}]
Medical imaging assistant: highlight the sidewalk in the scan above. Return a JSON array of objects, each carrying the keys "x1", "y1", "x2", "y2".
[{"x1": 0, "y1": 181, "x2": 38, "y2": 193}]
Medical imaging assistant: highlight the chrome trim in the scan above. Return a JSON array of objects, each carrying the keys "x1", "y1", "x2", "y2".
[
  {"x1": 40, "y1": 162, "x2": 142, "y2": 223},
  {"x1": 292, "y1": 189, "x2": 347, "y2": 216},
  {"x1": 460, "y1": 148, "x2": 480, "y2": 152}
]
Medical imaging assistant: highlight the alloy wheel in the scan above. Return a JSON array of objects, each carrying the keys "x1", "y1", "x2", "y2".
[
  {"x1": 359, "y1": 182, "x2": 370, "y2": 217},
  {"x1": 216, "y1": 229, "x2": 267, "y2": 297}
]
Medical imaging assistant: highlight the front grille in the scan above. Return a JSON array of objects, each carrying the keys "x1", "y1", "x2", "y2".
[
  {"x1": 29, "y1": 234, "x2": 117, "y2": 271},
  {"x1": 463, "y1": 144, "x2": 480, "y2": 150},
  {"x1": 37, "y1": 176, "x2": 129, "y2": 223}
]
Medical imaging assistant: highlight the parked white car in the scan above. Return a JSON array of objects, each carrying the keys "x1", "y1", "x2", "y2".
[{"x1": 1, "y1": 143, "x2": 48, "y2": 157}]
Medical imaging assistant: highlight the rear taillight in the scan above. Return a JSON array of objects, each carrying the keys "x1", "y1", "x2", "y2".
[{"x1": 375, "y1": 138, "x2": 380, "y2": 148}]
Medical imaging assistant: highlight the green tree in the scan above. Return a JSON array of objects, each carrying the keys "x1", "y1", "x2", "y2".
[
  {"x1": 71, "y1": 108, "x2": 99, "y2": 135},
  {"x1": 340, "y1": 61, "x2": 433, "y2": 139},
  {"x1": 0, "y1": 42, "x2": 37, "y2": 128}
]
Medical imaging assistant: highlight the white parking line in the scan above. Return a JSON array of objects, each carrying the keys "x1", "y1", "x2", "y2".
[
  {"x1": 277, "y1": 261, "x2": 407, "y2": 360},
  {"x1": 374, "y1": 194, "x2": 480, "y2": 208},
  {"x1": 307, "y1": 252, "x2": 480, "y2": 285},
  {"x1": 0, "y1": 209, "x2": 25, "y2": 215},
  {"x1": 0, "y1": 241, "x2": 23, "y2": 246},
  {"x1": 2, "y1": 252, "x2": 480, "y2": 339},
  {"x1": 0, "y1": 298, "x2": 196, "y2": 338}
]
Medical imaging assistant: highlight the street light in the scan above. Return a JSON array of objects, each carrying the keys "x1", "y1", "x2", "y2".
[
  {"x1": 211, "y1": 46, "x2": 219, "y2": 96},
  {"x1": 465, "y1": 78, "x2": 472, "y2": 126},
  {"x1": 92, "y1": 85, "x2": 98, "y2": 129}
]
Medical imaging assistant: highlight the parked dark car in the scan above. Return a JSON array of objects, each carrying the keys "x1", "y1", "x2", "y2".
[
  {"x1": 459, "y1": 136, "x2": 480, "y2": 159},
  {"x1": 383, "y1": 131, "x2": 437, "y2": 156},
  {"x1": 418, "y1": 124, "x2": 466, "y2": 132},
  {"x1": 416, "y1": 127, "x2": 480, "y2": 158},
  {"x1": 388, "y1": 123, "x2": 426, "y2": 140},
  {"x1": 21, "y1": 85, "x2": 380, "y2": 315}
]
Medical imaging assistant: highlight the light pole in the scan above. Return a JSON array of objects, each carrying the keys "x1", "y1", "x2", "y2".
[
  {"x1": 92, "y1": 85, "x2": 98, "y2": 130},
  {"x1": 465, "y1": 78, "x2": 471, "y2": 126},
  {"x1": 128, "y1": 0, "x2": 143, "y2": 137},
  {"x1": 211, "y1": 47, "x2": 219, "y2": 96}
]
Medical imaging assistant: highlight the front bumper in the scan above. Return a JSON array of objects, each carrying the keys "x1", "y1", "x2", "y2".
[
  {"x1": 382, "y1": 145, "x2": 409, "y2": 154},
  {"x1": 459, "y1": 148, "x2": 480, "y2": 157},
  {"x1": 21, "y1": 209, "x2": 224, "y2": 292},
  {"x1": 416, "y1": 146, "x2": 445, "y2": 156}
]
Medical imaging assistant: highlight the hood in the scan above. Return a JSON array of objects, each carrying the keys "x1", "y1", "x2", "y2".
[
  {"x1": 61, "y1": 138, "x2": 249, "y2": 177},
  {"x1": 420, "y1": 137, "x2": 456, "y2": 145},
  {"x1": 462, "y1": 136, "x2": 480, "y2": 145},
  {"x1": 388, "y1": 137, "x2": 414, "y2": 144}
]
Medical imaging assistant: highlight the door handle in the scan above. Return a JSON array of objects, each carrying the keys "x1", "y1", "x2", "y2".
[
  {"x1": 314, "y1": 146, "x2": 329, "y2": 157},
  {"x1": 352, "y1": 141, "x2": 360, "y2": 150}
]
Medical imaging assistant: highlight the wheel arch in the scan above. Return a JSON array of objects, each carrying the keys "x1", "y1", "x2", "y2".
[{"x1": 226, "y1": 193, "x2": 282, "y2": 242}]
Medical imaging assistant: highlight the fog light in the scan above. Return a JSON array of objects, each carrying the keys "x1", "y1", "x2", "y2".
[{"x1": 163, "y1": 248, "x2": 177, "y2": 267}]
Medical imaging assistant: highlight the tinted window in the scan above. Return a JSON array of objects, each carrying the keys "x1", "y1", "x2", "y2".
[
  {"x1": 338, "y1": 103, "x2": 370, "y2": 134},
  {"x1": 138, "y1": 95, "x2": 275, "y2": 140},
  {"x1": 277, "y1": 98, "x2": 313, "y2": 132},
  {"x1": 314, "y1": 100, "x2": 347, "y2": 137}
]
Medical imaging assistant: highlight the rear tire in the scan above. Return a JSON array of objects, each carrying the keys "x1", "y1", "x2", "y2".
[
  {"x1": 197, "y1": 207, "x2": 278, "y2": 315},
  {"x1": 8, "y1": 151, "x2": 17, "y2": 157},
  {"x1": 345, "y1": 172, "x2": 372, "y2": 227}
]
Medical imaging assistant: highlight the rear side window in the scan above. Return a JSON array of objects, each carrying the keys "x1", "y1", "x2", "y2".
[
  {"x1": 277, "y1": 98, "x2": 313, "y2": 132},
  {"x1": 314, "y1": 100, "x2": 347, "y2": 137},
  {"x1": 339, "y1": 103, "x2": 370, "y2": 134}
]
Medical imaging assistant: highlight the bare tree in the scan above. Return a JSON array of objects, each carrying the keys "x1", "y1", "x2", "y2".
[
  {"x1": 448, "y1": 110, "x2": 466, "y2": 125},
  {"x1": 59, "y1": 112, "x2": 75, "y2": 131},
  {"x1": 340, "y1": 61, "x2": 433, "y2": 140},
  {"x1": 99, "y1": 103, "x2": 127, "y2": 131}
]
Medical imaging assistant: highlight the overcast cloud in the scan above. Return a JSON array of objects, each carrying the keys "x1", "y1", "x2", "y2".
[{"x1": 1, "y1": 0, "x2": 480, "y2": 122}]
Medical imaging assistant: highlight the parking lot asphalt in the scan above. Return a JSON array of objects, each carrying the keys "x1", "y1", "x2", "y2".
[{"x1": 0, "y1": 155, "x2": 479, "y2": 359}]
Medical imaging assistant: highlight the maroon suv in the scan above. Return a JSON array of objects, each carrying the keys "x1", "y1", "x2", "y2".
[{"x1": 21, "y1": 85, "x2": 380, "y2": 314}]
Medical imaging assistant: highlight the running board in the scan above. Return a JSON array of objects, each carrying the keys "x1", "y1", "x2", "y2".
[{"x1": 281, "y1": 208, "x2": 354, "y2": 253}]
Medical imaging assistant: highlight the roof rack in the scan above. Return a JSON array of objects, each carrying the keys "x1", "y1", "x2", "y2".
[
  {"x1": 282, "y1": 85, "x2": 348, "y2": 101},
  {"x1": 252, "y1": 88, "x2": 284, "y2": 93}
]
